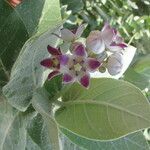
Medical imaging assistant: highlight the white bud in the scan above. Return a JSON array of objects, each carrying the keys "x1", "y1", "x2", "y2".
[
  {"x1": 107, "y1": 53, "x2": 123, "y2": 75},
  {"x1": 86, "y1": 30, "x2": 105, "y2": 54}
]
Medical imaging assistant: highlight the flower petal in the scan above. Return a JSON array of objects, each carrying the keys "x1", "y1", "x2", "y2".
[
  {"x1": 86, "y1": 58, "x2": 101, "y2": 72},
  {"x1": 40, "y1": 58, "x2": 53, "y2": 68},
  {"x1": 47, "y1": 45, "x2": 61, "y2": 55},
  {"x1": 72, "y1": 43, "x2": 87, "y2": 57},
  {"x1": 108, "y1": 43, "x2": 127, "y2": 52},
  {"x1": 63, "y1": 74, "x2": 74, "y2": 83},
  {"x1": 79, "y1": 74, "x2": 90, "y2": 88},
  {"x1": 60, "y1": 28, "x2": 75, "y2": 42},
  {"x1": 101, "y1": 24, "x2": 115, "y2": 46},
  {"x1": 48, "y1": 71, "x2": 60, "y2": 80},
  {"x1": 75, "y1": 24, "x2": 87, "y2": 39},
  {"x1": 86, "y1": 30, "x2": 105, "y2": 54},
  {"x1": 107, "y1": 53, "x2": 125, "y2": 76},
  {"x1": 59, "y1": 55, "x2": 69, "y2": 65}
]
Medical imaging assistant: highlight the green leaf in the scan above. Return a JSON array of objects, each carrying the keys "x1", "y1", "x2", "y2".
[
  {"x1": 0, "y1": 95, "x2": 35, "y2": 150},
  {"x1": 133, "y1": 54, "x2": 150, "y2": 77},
  {"x1": 124, "y1": 68, "x2": 150, "y2": 90},
  {"x1": 0, "y1": 0, "x2": 61, "y2": 90},
  {"x1": 3, "y1": 29, "x2": 60, "y2": 111},
  {"x1": 0, "y1": 0, "x2": 29, "y2": 89},
  {"x1": 32, "y1": 87, "x2": 60, "y2": 150},
  {"x1": 16, "y1": 0, "x2": 61, "y2": 36},
  {"x1": 61, "y1": 0, "x2": 84, "y2": 13},
  {"x1": 55, "y1": 78, "x2": 150, "y2": 140},
  {"x1": 61, "y1": 128, "x2": 150, "y2": 150},
  {"x1": 44, "y1": 75, "x2": 62, "y2": 100},
  {"x1": 27, "y1": 113, "x2": 55, "y2": 150}
]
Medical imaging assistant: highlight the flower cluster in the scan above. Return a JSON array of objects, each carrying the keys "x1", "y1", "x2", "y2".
[{"x1": 41, "y1": 23, "x2": 128, "y2": 88}]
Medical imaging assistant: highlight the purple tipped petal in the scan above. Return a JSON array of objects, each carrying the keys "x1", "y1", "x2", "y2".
[
  {"x1": 48, "y1": 71, "x2": 60, "y2": 80},
  {"x1": 40, "y1": 58, "x2": 53, "y2": 68},
  {"x1": 74, "y1": 44, "x2": 87, "y2": 57},
  {"x1": 60, "y1": 28, "x2": 75, "y2": 42},
  {"x1": 47, "y1": 45, "x2": 61, "y2": 55},
  {"x1": 63, "y1": 74, "x2": 73, "y2": 83},
  {"x1": 70, "y1": 28, "x2": 77, "y2": 34},
  {"x1": 59, "y1": 55, "x2": 69, "y2": 65},
  {"x1": 110, "y1": 42, "x2": 127, "y2": 48},
  {"x1": 87, "y1": 58, "x2": 101, "y2": 72},
  {"x1": 80, "y1": 74, "x2": 90, "y2": 88}
]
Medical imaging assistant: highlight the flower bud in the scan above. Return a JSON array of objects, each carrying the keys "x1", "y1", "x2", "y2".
[
  {"x1": 86, "y1": 31, "x2": 105, "y2": 54},
  {"x1": 107, "y1": 53, "x2": 123, "y2": 75}
]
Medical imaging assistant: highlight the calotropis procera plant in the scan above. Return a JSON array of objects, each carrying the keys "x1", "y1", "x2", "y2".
[
  {"x1": 41, "y1": 23, "x2": 129, "y2": 88},
  {"x1": 1, "y1": 0, "x2": 150, "y2": 149}
]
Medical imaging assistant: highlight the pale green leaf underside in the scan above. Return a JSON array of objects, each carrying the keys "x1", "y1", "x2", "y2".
[
  {"x1": 32, "y1": 88, "x2": 60, "y2": 150},
  {"x1": 0, "y1": 96, "x2": 35, "y2": 150},
  {"x1": 55, "y1": 78, "x2": 150, "y2": 140},
  {"x1": 2, "y1": 0, "x2": 62, "y2": 111},
  {"x1": 61, "y1": 128, "x2": 150, "y2": 150}
]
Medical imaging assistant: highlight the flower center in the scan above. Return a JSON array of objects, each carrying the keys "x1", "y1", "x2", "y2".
[{"x1": 74, "y1": 63, "x2": 82, "y2": 72}]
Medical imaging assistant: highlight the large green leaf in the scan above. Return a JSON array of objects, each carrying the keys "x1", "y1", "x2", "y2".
[
  {"x1": 3, "y1": 29, "x2": 60, "y2": 111},
  {"x1": 124, "y1": 68, "x2": 149, "y2": 90},
  {"x1": 0, "y1": 95, "x2": 35, "y2": 150},
  {"x1": 0, "y1": 0, "x2": 61, "y2": 90},
  {"x1": 55, "y1": 78, "x2": 150, "y2": 140},
  {"x1": 0, "y1": 0, "x2": 29, "y2": 89},
  {"x1": 16, "y1": 0, "x2": 61, "y2": 36},
  {"x1": 61, "y1": 128, "x2": 150, "y2": 150},
  {"x1": 27, "y1": 113, "x2": 56, "y2": 150},
  {"x1": 32, "y1": 87, "x2": 60, "y2": 150}
]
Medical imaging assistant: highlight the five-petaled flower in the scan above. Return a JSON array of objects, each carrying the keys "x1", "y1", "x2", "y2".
[
  {"x1": 41, "y1": 43, "x2": 101, "y2": 88},
  {"x1": 60, "y1": 42, "x2": 101, "y2": 88}
]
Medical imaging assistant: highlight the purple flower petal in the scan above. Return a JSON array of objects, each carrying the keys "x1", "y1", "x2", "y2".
[
  {"x1": 59, "y1": 55, "x2": 69, "y2": 65},
  {"x1": 47, "y1": 45, "x2": 61, "y2": 55},
  {"x1": 63, "y1": 74, "x2": 73, "y2": 83},
  {"x1": 73, "y1": 43, "x2": 87, "y2": 57},
  {"x1": 40, "y1": 58, "x2": 53, "y2": 68},
  {"x1": 79, "y1": 74, "x2": 90, "y2": 88},
  {"x1": 110, "y1": 42, "x2": 127, "y2": 48},
  {"x1": 70, "y1": 28, "x2": 77, "y2": 34},
  {"x1": 87, "y1": 58, "x2": 101, "y2": 72},
  {"x1": 48, "y1": 71, "x2": 60, "y2": 80}
]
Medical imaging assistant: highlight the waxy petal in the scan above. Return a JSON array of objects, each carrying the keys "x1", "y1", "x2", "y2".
[
  {"x1": 40, "y1": 58, "x2": 53, "y2": 68},
  {"x1": 72, "y1": 43, "x2": 87, "y2": 57},
  {"x1": 87, "y1": 58, "x2": 101, "y2": 72},
  {"x1": 75, "y1": 24, "x2": 87, "y2": 39},
  {"x1": 108, "y1": 43, "x2": 127, "y2": 52},
  {"x1": 48, "y1": 71, "x2": 60, "y2": 80},
  {"x1": 63, "y1": 74, "x2": 74, "y2": 83},
  {"x1": 60, "y1": 28, "x2": 75, "y2": 42},
  {"x1": 107, "y1": 53, "x2": 123, "y2": 75},
  {"x1": 79, "y1": 74, "x2": 90, "y2": 88},
  {"x1": 59, "y1": 55, "x2": 69, "y2": 65},
  {"x1": 101, "y1": 27, "x2": 115, "y2": 46},
  {"x1": 47, "y1": 45, "x2": 61, "y2": 55},
  {"x1": 86, "y1": 30, "x2": 105, "y2": 54}
]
